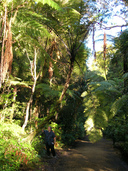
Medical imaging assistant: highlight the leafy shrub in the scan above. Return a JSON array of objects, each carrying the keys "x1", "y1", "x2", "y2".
[
  {"x1": 0, "y1": 123, "x2": 39, "y2": 171},
  {"x1": 58, "y1": 101, "x2": 86, "y2": 146},
  {"x1": 31, "y1": 135, "x2": 46, "y2": 158},
  {"x1": 50, "y1": 122, "x2": 63, "y2": 144},
  {"x1": 87, "y1": 128, "x2": 103, "y2": 143},
  {"x1": 104, "y1": 117, "x2": 128, "y2": 145}
]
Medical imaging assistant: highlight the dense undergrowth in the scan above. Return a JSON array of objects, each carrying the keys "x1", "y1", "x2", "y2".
[
  {"x1": 0, "y1": 119, "x2": 86, "y2": 171},
  {"x1": 104, "y1": 117, "x2": 128, "y2": 161},
  {"x1": 0, "y1": 123, "x2": 39, "y2": 171}
]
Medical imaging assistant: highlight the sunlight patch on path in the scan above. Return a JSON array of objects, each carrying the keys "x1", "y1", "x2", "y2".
[{"x1": 55, "y1": 138, "x2": 128, "y2": 171}]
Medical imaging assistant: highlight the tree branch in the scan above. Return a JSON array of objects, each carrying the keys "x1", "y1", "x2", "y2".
[
  {"x1": 102, "y1": 24, "x2": 128, "y2": 30},
  {"x1": 26, "y1": 51, "x2": 34, "y2": 79}
]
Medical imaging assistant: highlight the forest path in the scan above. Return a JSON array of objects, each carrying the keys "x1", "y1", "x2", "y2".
[{"x1": 49, "y1": 137, "x2": 128, "y2": 171}]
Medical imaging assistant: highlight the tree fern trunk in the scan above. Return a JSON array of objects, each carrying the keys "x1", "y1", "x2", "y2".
[{"x1": 59, "y1": 59, "x2": 74, "y2": 103}]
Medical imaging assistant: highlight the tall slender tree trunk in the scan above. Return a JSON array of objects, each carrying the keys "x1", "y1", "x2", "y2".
[
  {"x1": 93, "y1": 24, "x2": 96, "y2": 61},
  {"x1": 103, "y1": 32, "x2": 107, "y2": 80},
  {"x1": 22, "y1": 48, "x2": 37, "y2": 131},
  {"x1": 59, "y1": 59, "x2": 74, "y2": 102},
  {"x1": 0, "y1": 5, "x2": 7, "y2": 88}
]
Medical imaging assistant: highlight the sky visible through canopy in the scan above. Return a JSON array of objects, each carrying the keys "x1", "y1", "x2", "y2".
[{"x1": 87, "y1": 0, "x2": 128, "y2": 68}]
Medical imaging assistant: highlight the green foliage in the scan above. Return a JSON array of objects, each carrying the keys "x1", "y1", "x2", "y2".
[
  {"x1": 82, "y1": 71, "x2": 124, "y2": 142},
  {"x1": 0, "y1": 123, "x2": 39, "y2": 171},
  {"x1": 123, "y1": 72, "x2": 128, "y2": 80},
  {"x1": 104, "y1": 117, "x2": 128, "y2": 144},
  {"x1": 58, "y1": 80, "x2": 86, "y2": 146},
  {"x1": 111, "y1": 94, "x2": 128, "y2": 117},
  {"x1": 0, "y1": 0, "x2": 127, "y2": 161},
  {"x1": 73, "y1": 43, "x2": 89, "y2": 75},
  {"x1": 35, "y1": 0, "x2": 61, "y2": 10},
  {"x1": 36, "y1": 83, "x2": 60, "y2": 98},
  {"x1": 91, "y1": 45, "x2": 114, "y2": 79},
  {"x1": 87, "y1": 128, "x2": 103, "y2": 143},
  {"x1": 0, "y1": 82, "x2": 27, "y2": 124},
  {"x1": 49, "y1": 122, "x2": 64, "y2": 146},
  {"x1": 84, "y1": 31, "x2": 128, "y2": 145},
  {"x1": 32, "y1": 135, "x2": 45, "y2": 158},
  {"x1": 114, "y1": 29, "x2": 128, "y2": 54}
]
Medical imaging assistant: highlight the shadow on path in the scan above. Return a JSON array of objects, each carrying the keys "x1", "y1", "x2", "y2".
[{"x1": 53, "y1": 138, "x2": 128, "y2": 171}]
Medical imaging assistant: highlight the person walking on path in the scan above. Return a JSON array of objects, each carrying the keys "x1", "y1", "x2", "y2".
[{"x1": 42, "y1": 126, "x2": 56, "y2": 157}]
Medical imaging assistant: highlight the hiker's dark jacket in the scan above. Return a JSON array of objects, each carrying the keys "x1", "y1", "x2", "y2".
[{"x1": 44, "y1": 130, "x2": 55, "y2": 145}]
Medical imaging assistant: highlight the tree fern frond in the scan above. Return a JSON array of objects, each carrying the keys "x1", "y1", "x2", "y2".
[
  {"x1": 111, "y1": 95, "x2": 128, "y2": 117},
  {"x1": 63, "y1": 7, "x2": 81, "y2": 16},
  {"x1": 36, "y1": 83, "x2": 60, "y2": 98},
  {"x1": 9, "y1": 80, "x2": 31, "y2": 88},
  {"x1": 123, "y1": 72, "x2": 128, "y2": 80},
  {"x1": 90, "y1": 81, "x2": 113, "y2": 88},
  {"x1": 66, "y1": 89, "x2": 81, "y2": 100},
  {"x1": 19, "y1": 10, "x2": 50, "y2": 24},
  {"x1": 35, "y1": 0, "x2": 61, "y2": 10},
  {"x1": 88, "y1": 81, "x2": 121, "y2": 99},
  {"x1": 93, "y1": 109, "x2": 108, "y2": 127},
  {"x1": 13, "y1": 18, "x2": 50, "y2": 38}
]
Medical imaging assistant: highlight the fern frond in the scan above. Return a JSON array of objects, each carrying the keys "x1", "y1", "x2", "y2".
[
  {"x1": 123, "y1": 72, "x2": 128, "y2": 80},
  {"x1": 66, "y1": 89, "x2": 81, "y2": 100},
  {"x1": 35, "y1": 0, "x2": 61, "y2": 10},
  {"x1": 36, "y1": 83, "x2": 59, "y2": 98},
  {"x1": 8, "y1": 77, "x2": 31, "y2": 88},
  {"x1": 63, "y1": 7, "x2": 81, "y2": 16},
  {"x1": 93, "y1": 109, "x2": 108, "y2": 127},
  {"x1": 9, "y1": 80, "x2": 31, "y2": 88},
  {"x1": 111, "y1": 95, "x2": 128, "y2": 116}
]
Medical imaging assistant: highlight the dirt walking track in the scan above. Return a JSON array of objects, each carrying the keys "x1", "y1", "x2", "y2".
[{"x1": 44, "y1": 137, "x2": 128, "y2": 171}]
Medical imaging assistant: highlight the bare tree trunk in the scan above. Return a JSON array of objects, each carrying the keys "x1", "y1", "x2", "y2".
[
  {"x1": 103, "y1": 32, "x2": 107, "y2": 80},
  {"x1": 93, "y1": 24, "x2": 96, "y2": 61},
  {"x1": 22, "y1": 48, "x2": 37, "y2": 131}
]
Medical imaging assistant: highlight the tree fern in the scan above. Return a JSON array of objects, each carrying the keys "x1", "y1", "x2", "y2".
[
  {"x1": 36, "y1": 83, "x2": 60, "y2": 98},
  {"x1": 82, "y1": 72, "x2": 123, "y2": 142},
  {"x1": 111, "y1": 94, "x2": 128, "y2": 117},
  {"x1": 123, "y1": 72, "x2": 128, "y2": 80},
  {"x1": 35, "y1": 0, "x2": 61, "y2": 10}
]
